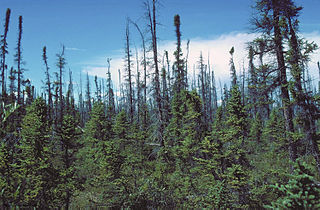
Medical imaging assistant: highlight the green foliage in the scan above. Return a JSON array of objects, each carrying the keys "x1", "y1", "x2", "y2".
[
  {"x1": 0, "y1": 103, "x2": 21, "y2": 207},
  {"x1": 56, "y1": 113, "x2": 82, "y2": 208},
  {"x1": 75, "y1": 102, "x2": 112, "y2": 206},
  {"x1": 223, "y1": 85, "x2": 250, "y2": 208},
  {"x1": 19, "y1": 98, "x2": 59, "y2": 208},
  {"x1": 248, "y1": 108, "x2": 291, "y2": 208},
  {"x1": 195, "y1": 107, "x2": 232, "y2": 209},
  {"x1": 268, "y1": 161, "x2": 320, "y2": 209},
  {"x1": 158, "y1": 90, "x2": 204, "y2": 208},
  {"x1": 194, "y1": 85, "x2": 250, "y2": 209}
]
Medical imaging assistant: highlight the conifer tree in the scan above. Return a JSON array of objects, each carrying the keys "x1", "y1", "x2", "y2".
[
  {"x1": 254, "y1": 0, "x2": 297, "y2": 162},
  {"x1": 58, "y1": 113, "x2": 81, "y2": 210},
  {"x1": 146, "y1": 0, "x2": 163, "y2": 145},
  {"x1": 162, "y1": 90, "x2": 203, "y2": 208},
  {"x1": 165, "y1": 50, "x2": 172, "y2": 97},
  {"x1": 161, "y1": 55, "x2": 169, "y2": 125},
  {"x1": 75, "y1": 102, "x2": 112, "y2": 205},
  {"x1": 56, "y1": 46, "x2": 66, "y2": 123},
  {"x1": 19, "y1": 98, "x2": 58, "y2": 208},
  {"x1": 223, "y1": 85, "x2": 249, "y2": 208},
  {"x1": 0, "y1": 102, "x2": 20, "y2": 208},
  {"x1": 112, "y1": 111, "x2": 151, "y2": 208},
  {"x1": 173, "y1": 14, "x2": 185, "y2": 92},
  {"x1": 124, "y1": 21, "x2": 134, "y2": 122},
  {"x1": 211, "y1": 68, "x2": 218, "y2": 112},
  {"x1": 106, "y1": 58, "x2": 115, "y2": 119},
  {"x1": 196, "y1": 106, "x2": 232, "y2": 208},
  {"x1": 85, "y1": 72, "x2": 92, "y2": 116},
  {"x1": 8, "y1": 67, "x2": 16, "y2": 103},
  {"x1": 247, "y1": 39, "x2": 274, "y2": 119},
  {"x1": 284, "y1": 1, "x2": 320, "y2": 174},
  {"x1": 99, "y1": 110, "x2": 128, "y2": 207},
  {"x1": 198, "y1": 53, "x2": 207, "y2": 123},
  {"x1": 270, "y1": 161, "x2": 320, "y2": 209},
  {"x1": 248, "y1": 108, "x2": 290, "y2": 208},
  {"x1": 94, "y1": 75, "x2": 101, "y2": 102},
  {"x1": 229, "y1": 46, "x2": 237, "y2": 86}
]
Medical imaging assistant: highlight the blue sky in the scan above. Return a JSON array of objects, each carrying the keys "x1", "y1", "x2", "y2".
[{"x1": 0, "y1": 0, "x2": 319, "y2": 94}]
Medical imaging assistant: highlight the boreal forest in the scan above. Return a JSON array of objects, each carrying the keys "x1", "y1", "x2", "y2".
[{"x1": 1, "y1": 0, "x2": 320, "y2": 209}]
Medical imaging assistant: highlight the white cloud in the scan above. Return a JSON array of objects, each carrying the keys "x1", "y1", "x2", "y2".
[
  {"x1": 81, "y1": 55, "x2": 124, "y2": 90},
  {"x1": 80, "y1": 31, "x2": 320, "y2": 90},
  {"x1": 158, "y1": 32, "x2": 258, "y2": 82}
]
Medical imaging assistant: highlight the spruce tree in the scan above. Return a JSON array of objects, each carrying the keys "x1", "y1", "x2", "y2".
[
  {"x1": 124, "y1": 21, "x2": 134, "y2": 122},
  {"x1": 56, "y1": 46, "x2": 66, "y2": 122},
  {"x1": 75, "y1": 102, "x2": 112, "y2": 206},
  {"x1": 162, "y1": 90, "x2": 204, "y2": 208},
  {"x1": 254, "y1": 0, "x2": 297, "y2": 162},
  {"x1": 57, "y1": 113, "x2": 81, "y2": 210},
  {"x1": 42, "y1": 46, "x2": 53, "y2": 122},
  {"x1": 173, "y1": 14, "x2": 185, "y2": 92},
  {"x1": 196, "y1": 106, "x2": 233, "y2": 208},
  {"x1": 19, "y1": 98, "x2": 58, "y2": 208},
  {"x1": 223, "y1": 85, "x2": 249, "y2": 208},
  {"x1": 0, "y1": 103, "x2": 20, "y2": 208}
]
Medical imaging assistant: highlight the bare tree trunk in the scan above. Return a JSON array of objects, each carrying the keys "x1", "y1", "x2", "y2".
[
  {"x1": 136, "y1": 48, "x2": 141, "y2": 124},
  {"x1": 130, "y1": 20, "x2": 148, "y2": 125}
]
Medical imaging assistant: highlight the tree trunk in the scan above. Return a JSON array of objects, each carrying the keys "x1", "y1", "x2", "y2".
[
  {"x1": 147, "y1": 0, "x2": 163, "y2": 144},
  {"x1": 125, "y1": 22, "x2": 134, "y2": 122},
  {"x1": 17, "y1": 16, "x2": 23, "y2": 105},
  {"x1": 273, "y1": 1, "x2": 297, "y2": 162},
  {"x1": 1, "y1": 9, "x2": 11, "y2": 101},
  {"x1": 288, "y1": 16, "x2": 320, "y2": 174}
]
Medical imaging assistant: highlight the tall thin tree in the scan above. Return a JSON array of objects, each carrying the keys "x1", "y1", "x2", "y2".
[
  {"x1": 124, "y1": 20, "x2": 134, "y2": 122},
  {"x1": 42, "y1": 46, "x2": 52, "y2": 121},
  {"x1": 56, "y1": 45, "x2": 66, "y2": 122},
  {"x1": 146, "y1": 0, "x2": 163, "y2": 141},
  {"x1": 15, "y1": 16, "x2": 23, "y2": 105},
  {"x1": 1, "y1": 9, "x2": 11, "y2": 100}
]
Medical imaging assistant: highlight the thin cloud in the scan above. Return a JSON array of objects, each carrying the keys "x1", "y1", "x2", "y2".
[{"x1": 66, "y1": 47, "x2": 86, "y2": 52}]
